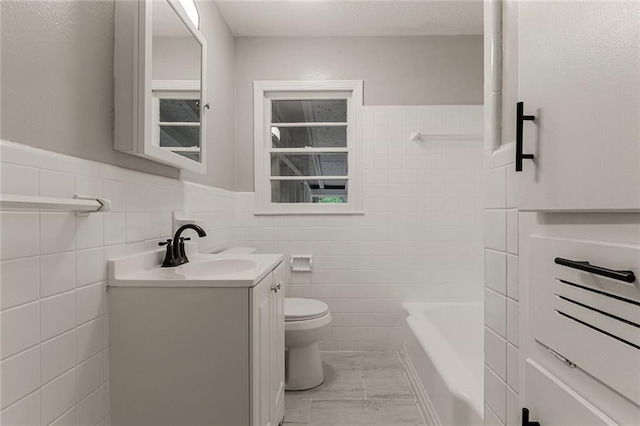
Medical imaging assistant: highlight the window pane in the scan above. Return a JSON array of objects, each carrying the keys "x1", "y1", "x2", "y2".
[
  {"x1": 160, "y1": 99, "x2": 200, "y2": 123},
  {"x1": 271, "y1": 153, "x2": 347, "y2": 177},
  {"x1": 173, "y1": 151, "x2": 200, "y2": 162},
  {"x1": 272, "y1": 99, "x2": 347, "y2": 123},
  {"x1": 271, "y1": 126, "x2": 346, "y2": 149},
  {"x1": 271, "y1": 180, "x2": 347, "y2": 203},
  {"x1": 159, "y1": 125, "x2": 200, "y2": 149}
]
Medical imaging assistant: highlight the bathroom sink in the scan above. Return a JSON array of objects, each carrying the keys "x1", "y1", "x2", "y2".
[
  {"x1": 177, "y1": 258, "x2": 258, "y2": 276},
  {"x1": 108, "y1": 249, "x2": 283, "y2": 288}
]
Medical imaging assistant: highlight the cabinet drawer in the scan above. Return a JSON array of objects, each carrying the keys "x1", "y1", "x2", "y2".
[
  {"x1": 529, "y1": 236, "x2": 640, "y2": 405},
  {"x1": 525, "y1": 360, "x2": 616, "y2": 426}
]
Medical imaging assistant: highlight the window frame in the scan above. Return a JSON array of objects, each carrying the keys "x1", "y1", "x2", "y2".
[
  {"x1": 253, "y1": 80, "x2": 364, "y2": 215},
  {"x1": 151, "y1": 81, "x2": 202, "y2": 163}
]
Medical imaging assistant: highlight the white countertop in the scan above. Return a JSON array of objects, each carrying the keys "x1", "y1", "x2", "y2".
[{"x1": 108, "y1": 247, "x2": 284, "y2": 288}]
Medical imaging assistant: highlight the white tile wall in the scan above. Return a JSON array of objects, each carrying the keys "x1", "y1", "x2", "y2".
[
  {"x1": 1, "y1": 104, "x2": 485, "y2": 419},
  {"x1": 483, "y1": 141, "x2": 520, "y2": 426},
  {"x1": 237, "y1": 105, "x2": 485, "y2": 351},
  {"x1": 484, "y1": 2, "x2": 523, "y2": 424},
  {"x1": 0, "y1": 140, "x2": 237, "y2": 425}
]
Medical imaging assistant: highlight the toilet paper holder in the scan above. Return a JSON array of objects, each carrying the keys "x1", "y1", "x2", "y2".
[{"x1": 291, "y1": 255, "x2": 313, "y2": 272}]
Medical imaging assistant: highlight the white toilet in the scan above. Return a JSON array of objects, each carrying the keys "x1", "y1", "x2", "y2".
[{"x1": 284, "y1": 298, "x2": 332, "y2": 391}]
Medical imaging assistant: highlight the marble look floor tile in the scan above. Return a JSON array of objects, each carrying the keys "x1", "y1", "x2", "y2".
[
  {"x1": 359, "y1": 351, "x2": 404, "y2": 371},
  {"x1": 308, "y1": 400, "x2": 424, "y2": 425},
  {"x1": 320, "y1": 351, "x2": 366, "y2": 371},
  {"x1": 284, "y1": 398, "x2": 311, "y2": 424},
  {"x1": 364, "y1": 370, "x2": 413, "y2": 400},
  {"x1": 287, "y1": 370, "x2": 365, "y2": 401}
]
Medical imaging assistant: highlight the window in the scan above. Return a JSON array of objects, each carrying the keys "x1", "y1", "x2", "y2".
[
  {"x1": 254, "y1": 81, "x2": 363, "y2": 214},
  {"x1": 151, "y1": 81, "x2": 202, "y2": 163}
]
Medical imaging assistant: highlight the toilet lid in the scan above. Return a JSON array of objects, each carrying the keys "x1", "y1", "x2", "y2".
[{"x1": 285, "y1": 298, "x2": 329, "y2": 322}]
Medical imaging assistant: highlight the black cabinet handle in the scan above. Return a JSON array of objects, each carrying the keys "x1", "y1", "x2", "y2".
[
  {"x1": 555, "y1": 257, "x2": 636, "y2": 283},
  {"x1": 522, "y1": 408, "x2": 541, "y2": 426},
  {"x1": 516, "y1": 101, "x2": 536, "y2": 172}
]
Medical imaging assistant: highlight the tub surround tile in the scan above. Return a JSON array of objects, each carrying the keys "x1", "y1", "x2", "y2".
[
  {"x1": 485, "y1": 249, "x2": 507, "y2": 295},
  {"x1": 484, "y1": 404, "x2": 503, "y2": 426},
  {"x1": 506, "y1": 343, "x2": 519, "y2": 393},
  {"x1": 40, "y1": 213, "x2": 76, "y2": 255},
  {"x1": 485, "y1": 289, "x2": 507, "y2": 338},
  {"x1": 41, "y1": 330, "x2": 76, "y2": 385},
  {"x1": 484, "y1": 166, "x2": 506, "y2": 208},
  {"x1": 0, "y1": 301, "x2": 40, "y2": 360},
  {"x1": 40, "y1": 252, "x2": 76, "y2": 298},
  {"x1": 0, "y1": 163, "x2": 38, "y2": 196},
  {"x1": 0, "y1": 212, "x2": 39, "y2": 261},
  {"x1": 506, "y1": 209, "x2": 518, "y2": 255},
  {"x1": 39, "y1": 170, "x2": 75, "y2": 199},
  {"x1": 506, "y1": 386, "x2": 519, "y2": 426},
  {"x1": 485, "y1": 210, "x2": 507, "y2": 251},
  {"x1": 0, "y1": 346, "x2": 40, "y2": 409},
  {"x1": 0, "y1": 257, "x2": 40, "y2": 310},
  {"x1": 41, "y1": 368, "x2": 76, "y2": 426},
  {"x1": 485, "y1": 327, "x2": 507, "y2": 381},
  {"x1": 0, "y1": 389, "x2": 40, "y2": 425},
  {"x1": 50, "y1": 407, "x2": 76, "y2": 426},
  {"x1": 506, "y1": 298, "x2": 519, "y2": 347},
  {"x1": 506, "y1": 254, "x2": 519, "y2": 301},
  {"x1": 485, "y1": 365, "x2": 507, "y2": 424},
  {"x1": 40, "y1": 291, "x2": 76, "y2": 342}
]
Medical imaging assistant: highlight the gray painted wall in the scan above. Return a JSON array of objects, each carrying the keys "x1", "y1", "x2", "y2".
[
  {"x1": 1, "y1": 0, "x2": 237, "y2": 190},
  {"x1": 181, "y1": 0, "x2": 236, "y2": 189},
  {"x1": 152, "y1": 37, "x2": 201, "y2": 81},
  {"x1": 233, "y1": 36, "x2": 484, "y2": 191},
  {"x1": 1, "y1": 2, "x2": 482, "y2": 192}
]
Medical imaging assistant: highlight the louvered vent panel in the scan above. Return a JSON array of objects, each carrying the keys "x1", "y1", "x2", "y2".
[{"x1": 529, "y1": 236, "x2": 640, "y2": 405}]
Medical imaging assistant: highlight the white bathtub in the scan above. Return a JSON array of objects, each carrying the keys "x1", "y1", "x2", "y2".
[{"x1": 402, "y1": 302, "x2": 484, "y2": 426}]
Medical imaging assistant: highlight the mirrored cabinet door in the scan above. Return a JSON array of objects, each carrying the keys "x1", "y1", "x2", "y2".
[{"x1": 114, "y1": 0, "x2": 207, "y2": 174}]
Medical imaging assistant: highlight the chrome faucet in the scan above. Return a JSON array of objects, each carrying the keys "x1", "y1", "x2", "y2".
[{"x1": 159, "y1": 224, "x2": 207, "y2": 267}]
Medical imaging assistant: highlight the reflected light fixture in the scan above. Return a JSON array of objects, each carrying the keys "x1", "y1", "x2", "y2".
[
  {"x1": 271, "y1": 127, "x2": 281, "y2": 141},
  {"x1": 178, "y1": 0, "x2": 199, "y2": 28}
]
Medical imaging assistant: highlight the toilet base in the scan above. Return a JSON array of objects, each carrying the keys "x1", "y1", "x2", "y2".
[{"x1": 285, "y1": 342, "x2": 324, "y2": 391}]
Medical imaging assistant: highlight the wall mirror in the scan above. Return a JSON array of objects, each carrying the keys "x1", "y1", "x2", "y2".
[{"x1": 114, "y1": 0, "x2": 207, "y2": 173}]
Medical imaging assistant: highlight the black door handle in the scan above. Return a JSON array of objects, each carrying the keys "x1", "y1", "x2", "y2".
[
  {"x1": 516, "y1": 101, "x2": 536, "y2": 172},
  {"x1": 555, "y1": 257, "x2": 636, "y2": 283},
  {"x1": 522, "y1": 408, "x2": 541, "y2": 426}
]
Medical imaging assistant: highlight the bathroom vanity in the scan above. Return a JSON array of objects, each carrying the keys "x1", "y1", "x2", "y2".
[{"x1": 108, "y1": 250, "x2": 285, "y2": 426}]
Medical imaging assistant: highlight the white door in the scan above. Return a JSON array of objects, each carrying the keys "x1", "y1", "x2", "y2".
[
  {"x1": 252, "y1": 274, "x2": 273, "y2": 426},
  {"x1": 271, "y1": 263, "x2": 286, "y2": 425},
  {"x1": 517, "y1": 1, "x2": 640, "y2": 211}
]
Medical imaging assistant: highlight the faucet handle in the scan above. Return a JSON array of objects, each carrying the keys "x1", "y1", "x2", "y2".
[
  {"x1": 159, "y1": 239, "x2": 178, "y2": 268},
  {"x1": 180, "y1": 237, "x2": 191, "y2": 241}
]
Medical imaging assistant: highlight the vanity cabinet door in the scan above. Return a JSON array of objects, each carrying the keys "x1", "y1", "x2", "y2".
[
  {"x1": 251, "y1": 273, "x2": 274, "y2": 426},
  {"x1": 517, "y1": 1, "x2": 640, "y2": 211},
  {"x1": 271, "y1": 262, "x2": 286, "y2": 426}
]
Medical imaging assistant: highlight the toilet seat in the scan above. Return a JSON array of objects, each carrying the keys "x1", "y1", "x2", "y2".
[{"x1": 285, "y1": 298, "x2": 329, "y2": 322}]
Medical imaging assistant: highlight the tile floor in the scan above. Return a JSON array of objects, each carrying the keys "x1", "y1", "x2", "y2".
[{"x1": 283, "y1": 351, "x2": 425, "y2": 426}]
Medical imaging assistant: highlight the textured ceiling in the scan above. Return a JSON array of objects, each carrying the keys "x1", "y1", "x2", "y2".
[{"x1": 214, "y1": 0, "x2": 484, "y2": 37}]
